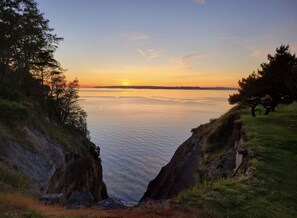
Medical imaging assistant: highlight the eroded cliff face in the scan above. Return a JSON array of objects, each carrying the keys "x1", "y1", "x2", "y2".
[
  {"x1": 141, "y1": 134, "x2": 203, "y2": 200},
  {"x1": 0, "y1": 126, "x2": 66, "y2": 191},
  {"x1": 47, "y1": 146, "x2": 108, "y2": 202},
  {"x1": 0, "y1": 114, "x2": 107, "y2": 201},
  {"x1": 142, "y1": 106, "x2": 251, "y2": 200}
]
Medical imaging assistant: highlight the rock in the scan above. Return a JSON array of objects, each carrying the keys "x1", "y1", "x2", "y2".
[
  {"x1": 65, "y1": 191, "x2": 95, "y2": 209},
  {"x1": 141, "y1": 134, "x2": 204, "y2": 200},
  {"x1": 39, "y1": 193, "x2": 63, "y2": 205},
  {"x1": 47, "y1": 146, "x2": 108, "y2": 202},
  {"x1": 95, "y1": 198, "x2": 126, "y2": 210},
  {"x1": 0, "y1": 132, "x2": 65, "y2": 191}
]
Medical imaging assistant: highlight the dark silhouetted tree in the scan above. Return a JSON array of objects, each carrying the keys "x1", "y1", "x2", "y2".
[
  {"x1": 229, "y1": 72, "x2": 262, "y2": 117},
  {"x1": 229, "y1": 45, "x2": 297, "y2": 116},
  {"x1": 0, "y1": 0, "x2": 62, "y2": 92},
  {"x1": 49, "y1": 71, "x2": 89, "y2": 138},
  {"x1": 0, "y1": 0, "x2": 89, "y2": 137},
  {"x1": 258, "y1": 45, "x2": 297, "y2": 114}
]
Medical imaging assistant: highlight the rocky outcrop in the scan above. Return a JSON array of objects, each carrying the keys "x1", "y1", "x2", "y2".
[
  {"x1": 47, "y1": 146, "x2": 108, "y2": 202},
  {"x1": 142, "y1": 107, "x2": 251, "y2": 200},
  {"x1": 0, "y1": 112, "x2": 108, "y2": 203},
  {"x1": 0, "y1": 127, "x2": 66, "y2": 192},
  {"x1": 141, "y1": 135, "x2": 203, "y2": 200}
]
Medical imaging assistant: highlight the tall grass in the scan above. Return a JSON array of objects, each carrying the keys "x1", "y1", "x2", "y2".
[
  {"x1": 32, "y1": 115, "x2": 73, "y2": 151},
  {"x1": 0, "y1": 162, "x2": 30, "y2": 191}
]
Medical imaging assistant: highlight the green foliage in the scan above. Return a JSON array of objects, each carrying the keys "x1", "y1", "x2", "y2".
[
  {"x1": 229, "y1": 45, "x2": 297, "y2": 116},
  {"x1": 206, "y1": 110, "x2": 240, "y2": 152},
  {"x1": 49, "y1": 75, "x2": 89, "y2": 138},
  {"x1": 0, "y1": 0, "x2": 90, "y2": 139},
  {"x1": 0, "y1": 161, "x2": 30, "y2": 191},
  {"x1": 0, "y1": 98, "x2": 28, "y2": 126},
  {"x1": 0, "y1": 0, "x2": 62, "y2": 77},
  {"x1": 32, "y1": 115, "x2": 73, "y2": 150},
  {"x1": 178, "y1": 103, "x2": 297, "y2": 217}
]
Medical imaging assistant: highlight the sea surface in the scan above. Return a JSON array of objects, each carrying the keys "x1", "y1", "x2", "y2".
[{"x1": 79, "y1": 88, "x2": 235, "y2": 205}]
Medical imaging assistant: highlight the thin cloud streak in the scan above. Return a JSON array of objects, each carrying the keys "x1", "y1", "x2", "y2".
[
  {"x1": 120, "y1": 32, "x2": 150, "y2": 41},
  {"x1": 175, "y1": 52, "x2": 216, "y2": 69},
  {"x1": 217, "y1": 31, "x2": 279, "y2": 59},
  {"x1": 137, "y1": 49, "x2": 163, "y2": 60}
]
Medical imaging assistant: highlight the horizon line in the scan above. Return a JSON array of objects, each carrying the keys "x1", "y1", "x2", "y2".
[{"x1": 93, "y1": 85, "x2": 238, "y2": 90}]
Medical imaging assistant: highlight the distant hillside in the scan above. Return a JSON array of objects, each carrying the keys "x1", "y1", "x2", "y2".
[{"x1": 95, "y1": 85, "x2": 237, "y2": 90}]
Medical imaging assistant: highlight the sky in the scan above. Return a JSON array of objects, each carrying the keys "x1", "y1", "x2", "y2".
[{"x1": 36, "y1": 0, "x2": 297, "y2": 87}]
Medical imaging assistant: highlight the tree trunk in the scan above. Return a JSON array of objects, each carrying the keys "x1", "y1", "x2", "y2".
[
  {"x1": 264, "y1": 107, "x2": 271, "y2": 115},
  {"x1": 271, "y1": 104, "x2": 276, "y2": 112},
  {"x1": 251, "y1": 105, "x2": 256, "y2": 117}
]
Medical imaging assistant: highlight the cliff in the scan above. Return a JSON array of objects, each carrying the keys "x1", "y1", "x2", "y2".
[
  {"x1": 0, "y1": 99, "x2": 107, "y2": 202},
  {"x1": 142, "y1": 106, "x2": 251, "y2": 200},
  {"x1": 142, "y1": 103, "x2": 297, "y2": 217},
  {"x1": 47, "y1": 147, "x2": 108, "y2": 201}
]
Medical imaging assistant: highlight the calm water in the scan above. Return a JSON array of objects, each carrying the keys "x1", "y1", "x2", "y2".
[{"x1": 79, "y1": 88, "x2": 234, "y2": 205}]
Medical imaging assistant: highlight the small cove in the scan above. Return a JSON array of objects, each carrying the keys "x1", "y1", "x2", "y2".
[{"x1": 79, "y1": 88, "x2": 234, "y2": 205}]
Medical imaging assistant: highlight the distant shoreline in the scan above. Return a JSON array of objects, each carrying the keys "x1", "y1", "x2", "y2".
[{"x1": 94, "y1": 86, "x2": 237, "y2": 90}]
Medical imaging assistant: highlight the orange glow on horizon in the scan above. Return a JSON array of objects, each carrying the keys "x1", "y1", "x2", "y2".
[
  {"x1": 78, "y1": 80, "x2": 239, "y2": 88},
  {"x1": 69, "y1": 67, "x2": 241, "y2": 88}
]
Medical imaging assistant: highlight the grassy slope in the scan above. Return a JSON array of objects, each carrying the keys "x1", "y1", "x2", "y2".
[
  {"x1": 0, "y1": 97, "x2": 88, "y2": 151},
  {"x1": 0, "y1": 97, "x2": 92, "y2": 192},
  {"x1": 178, "y1": 103, "x2": 297, "y2": 217}
]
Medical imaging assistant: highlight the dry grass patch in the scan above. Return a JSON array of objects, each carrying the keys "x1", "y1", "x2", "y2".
[{"x1": 0, "y1": 192, "x2": 205, "y2": 218}]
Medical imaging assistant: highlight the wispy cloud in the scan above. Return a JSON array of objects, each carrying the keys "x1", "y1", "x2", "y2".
[
  {"x1": 175, "y1": 52, "x2": 215, "y2": 69},
  {"x1": 137, "y1": 49, "x2": 163, "y2": 60},
  {"x1": 120, "y1": 32, "x2": 150, "y2": 41},
  {"x1": 217, "y1": 32, "x2": 275, "y2": 59},
  {"x1": 194, "y1": 0, "x2": 205, "y2": 5}
]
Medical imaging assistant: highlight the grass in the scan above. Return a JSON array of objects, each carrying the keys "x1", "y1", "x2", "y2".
[
  {"x1": 0, "y1": 97, "x2": 39, "y2": 149},
  {"x1": 0, "y1": 161, "x2": 30, "y2": 191},
  {"x1": 32, "y1": 115, "x2": 74, "y2": 151},
  {"x1": 0, "y1": 96, "x2": 77, "y2": 151},
  {"x1": 0, "y1": 98, "x2": 28, "y2": 126},
  {"x1": 178, "y1": 103, "x2": 297, "y2": 218},
  {"x1": 0, "y1": 192, "x2": 204, "y2": 218},
  {"x1": 0, "y1": 192, "x2": 43, "y2": 218}
]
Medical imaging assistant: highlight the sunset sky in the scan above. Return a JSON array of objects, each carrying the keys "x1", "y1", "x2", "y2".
[{"x1": 36, "y1": 0, "x2": 297, "y2": 87}]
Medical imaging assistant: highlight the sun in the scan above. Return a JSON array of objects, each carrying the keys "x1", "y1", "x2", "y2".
[{"x1": 121, "y1": 80, "x2": 130, "y2": 86}]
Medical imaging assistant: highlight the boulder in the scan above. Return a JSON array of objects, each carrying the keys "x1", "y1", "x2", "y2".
[
  {"x1": 65, "y1": 191, "x2": 95, "y2": 209},
  {"x1": 39, "y1": 193, "x2": 63, "y2": 205},
  {"x1": 95, "y1": 198, "x2": 126, "y2": 210}
]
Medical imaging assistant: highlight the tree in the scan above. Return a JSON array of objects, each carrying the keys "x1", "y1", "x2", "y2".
[
  {"x1": 229, "y1": 45, "x2": 297, "y2": 116},
  {"x1": 229, "y1": 72, "x2": 262, "y2": 117},
  {"x1": 0, "y1": 0, "x2": 89, "y2": 138},
  {"x1": 0, "y1": 0, "x2": 62, "y2": 90},
  {"x1": 49, "y1": 71, "x2": 89, "y2": 138},
  {"x1": 258, "y1": 45, "x2": 297, "y2": 113}
]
